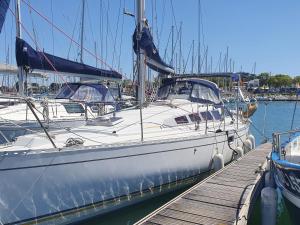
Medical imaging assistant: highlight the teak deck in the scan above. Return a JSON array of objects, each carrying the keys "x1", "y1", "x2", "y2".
[{"x1": 135, "y1": 143, "x2": 272, "y2": 225}]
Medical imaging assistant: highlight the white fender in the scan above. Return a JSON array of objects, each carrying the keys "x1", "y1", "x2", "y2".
[
  {"x1": 234, "y1": 146, "x2": 244, "y2": 160},
  {"x1": 243, "y1": 139, "x2": 253, "y2": 153},
  {"x1": 261, "y1": 187, "x2": 277, "y2": 225},
  {"x1": 213, "y1": 153, "x2": 224, "y2": 171},
  {"x1": 248, "y1": 134, "x2": 256, "y2": 149}
]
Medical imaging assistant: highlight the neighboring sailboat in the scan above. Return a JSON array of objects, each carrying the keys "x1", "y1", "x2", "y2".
[
  {"x1": 0, "y1": 0, "x2": 122, "y2": 143},
  {"x1": 271, "y1": 92, "x2": 300, "y2": 224},
  {"x1": 0, "y1": 0, "x2": 255, "y2": 224}
]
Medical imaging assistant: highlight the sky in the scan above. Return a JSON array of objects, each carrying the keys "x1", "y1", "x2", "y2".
[{"x1": 1, "y1": 0, "x2": 300, "y2": 82}]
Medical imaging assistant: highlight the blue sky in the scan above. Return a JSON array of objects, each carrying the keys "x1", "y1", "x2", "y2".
[{"x1": 1, "y1": 0, "x2": 300, "y2": 81}]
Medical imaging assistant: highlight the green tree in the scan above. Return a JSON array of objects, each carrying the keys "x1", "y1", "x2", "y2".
[
  {"x1": 268, "y1": 76, "x2": 279, "y2": 88},
  {"x1": 257, "y1": 72, "x2": 270, "y2": 86},
  {"x1": 293, "y1": 76, "x2": 300, "y2": 85},
  {"x1": 271, "y1": 74, "x2": 292, "y2": 87}
]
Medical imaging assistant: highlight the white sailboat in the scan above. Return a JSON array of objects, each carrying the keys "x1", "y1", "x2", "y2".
[
  {"x1": 0, "y1": 0, "x2": 122, "y2": 143},
  {"x1": 0, "y1": 0, "x2": 254, "y2": 224}
]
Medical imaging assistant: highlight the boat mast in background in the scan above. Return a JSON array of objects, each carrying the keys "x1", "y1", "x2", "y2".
[
  {"x1": 15, "y1": 0, "x2": 24, "y2": 96},
  {"x1": 80, "y1": 0, "x2": 85, "y2": 64},
  {"x1": 136, "y1": 0, "x2": 146, "y2": 106}
]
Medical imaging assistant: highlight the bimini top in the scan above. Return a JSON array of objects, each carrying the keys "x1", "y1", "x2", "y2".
[
  {"x1": 16, "y1": 38, "x2": 122, "y2": 80},
  {"x1": 56, "y1": 83, "x2": 115, "y2": 103},
  {"x1": 157, "y1": 78, "x2": 222, "y2": 105}
]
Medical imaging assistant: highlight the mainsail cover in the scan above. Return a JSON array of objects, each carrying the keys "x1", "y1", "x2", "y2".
[
  {"x1": 133, "y1": 25, "x2": 174, "y2": 74},
  {"x1": 16, "y1": 37, "x2": 122, "y2": 80},
  {"x1": 0, "y1": 0, "x2": 10, "y2": 33}
]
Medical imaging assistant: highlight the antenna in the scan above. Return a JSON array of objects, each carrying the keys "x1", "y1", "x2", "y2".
[{"x1": 123, "y1": 8, "x2": 135, "y2": 18}]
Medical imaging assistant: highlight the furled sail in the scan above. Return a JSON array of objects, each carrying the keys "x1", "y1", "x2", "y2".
[
  {"x1": 133, "y1": 25, "x2": 174, "y2": 75},
  {"x1": 0, "y1": 0, "x2": 10, "y2": 32},
  {"x1": 15, "y1": 37, "x2": 122, "y2": 80}
]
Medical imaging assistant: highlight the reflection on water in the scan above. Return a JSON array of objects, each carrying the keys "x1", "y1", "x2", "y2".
[
  {"x1": 79, "y1": 185, "x2": 191, "y2": 225},
  {"x1": 248, "y1": 188, "x2": 295, "y2": 225}
]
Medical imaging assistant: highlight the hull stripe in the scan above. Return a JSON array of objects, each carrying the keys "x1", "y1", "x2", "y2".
[{"x1": 0, "y1": 133, "x2": 246, "y2": 171}]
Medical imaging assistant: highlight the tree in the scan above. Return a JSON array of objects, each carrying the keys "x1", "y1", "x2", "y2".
[
  {"x1": 272, "y1": 74, "x2": 292, "y2": 87},
  {"x1": 268, "y1": 76, "x2": 279, "y2": 88},
  {"x1": 257, "y1": 72, "x2": 270, "y2": 86},
  {"x1": 293, "y1": 76, "x2": 300, "y2": 85}
]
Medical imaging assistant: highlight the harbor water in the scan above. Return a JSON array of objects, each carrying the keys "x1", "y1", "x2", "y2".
[{"x1": 81, "y1": 101, "x2": 300, "y2": 225}]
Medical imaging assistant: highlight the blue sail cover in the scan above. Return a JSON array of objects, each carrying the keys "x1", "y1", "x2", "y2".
[
  {"x1": 133, "y1": 25, "x2": 174, "y2": 74},
  {"x1": 0, "y1": 0, "x2": 10, "y2": 33},
  {"x1": 16, "y1": 37, "x2": 122, "y2": 80}
]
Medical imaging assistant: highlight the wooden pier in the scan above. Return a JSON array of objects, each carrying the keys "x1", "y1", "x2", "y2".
[{"x1": 135, "y1": 143, "x2": 272, "y2": 225}]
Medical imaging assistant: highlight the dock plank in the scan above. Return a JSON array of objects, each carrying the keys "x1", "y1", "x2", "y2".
[{"x1": 135, "y1": 143, "x2": 272, "y2": 225}]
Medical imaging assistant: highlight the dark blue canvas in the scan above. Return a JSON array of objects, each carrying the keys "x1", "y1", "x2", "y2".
[
  {"x1": 16, "y1": 37, "x2": 122, "y2": 80},
  {"x1": 133, "y1": 25, "x2": 174, "y2": 74}
]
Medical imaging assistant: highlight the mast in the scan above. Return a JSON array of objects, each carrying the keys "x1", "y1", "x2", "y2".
[
  {"x1": 15, "y1": 0, "x2": 24, "y2": 96},
  {"x1": 197, "y1": 0, "x2": 201, "y2": 74},
  {"x1": 80, "y1": 0, "x2": 85, "y2": 63},
  {"x1": 136, "y1": 0, "x2": 146, "y2": 106},
  {"x1": 191, "y1": 39, "x2": 194, "y2": 74},
  {"x1": 171, "y1": 25, "x2": 174, "y2": 67}
]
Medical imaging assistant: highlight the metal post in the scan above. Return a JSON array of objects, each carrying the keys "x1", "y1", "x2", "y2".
[
  {"x1": 136, "y1": 0, "x2": 146, "y2": 141},
  {"x1": 80, "y1": 0, "x2": 85, "y2": 63},
  {"x1": 191, "y1": 40, "x2": 194, "y2": 74},
  {"x1": 205, "y1": 103, "x2": 208, "y2": 135},
  {"x1": 197, "y1": 0, "x2": 201, "y2": 74},
  {"x1": 171, "y1": 25, "x2": 174, "y2": 67},
  {"x1": 25, "y1": 99, "x2": 57, "y2": 149},
  {"x1": 136, "y1": 0, "x2": 146, "y2": 106},
  {"x1": 139, "y1": 101, "x2": 144, "y2": 142},
  {"x1": 15, "y1": 0, "x2": 24, "y2": 96},
  {"x1": 84, "y1": 103, "x2": 88, "y2": 121}
]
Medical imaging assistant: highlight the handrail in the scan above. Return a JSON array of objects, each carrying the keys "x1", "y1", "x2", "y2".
[{"x1": 272, "y1": 129, "x2": 300, "y2": 160}]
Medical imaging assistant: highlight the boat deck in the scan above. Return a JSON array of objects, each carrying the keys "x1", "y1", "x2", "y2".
[{"x1": 135, "y1": 142, "x2": 272, "y2": 225}]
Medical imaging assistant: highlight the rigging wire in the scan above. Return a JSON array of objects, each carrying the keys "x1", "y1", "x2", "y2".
[
  {"x1": 86, "y1": 0, "x2": 96, "y2": 56},
  {"x1": 118, "y1": 0, "x2": 125, "y2": 71},
  {"x1": 112, "y1": 0, "x2": 122, "y2": 68},
  {"x1": 64, "y1": 3, "x2": 80, "y2": 61},
  {"x1": 28, "y1": 0, "x2": 39, "y2": 50},
  {"x1": 182, "y1": 41, "x2": 193, "y2": 74}
]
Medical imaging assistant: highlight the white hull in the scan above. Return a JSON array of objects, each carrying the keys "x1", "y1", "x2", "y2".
[{"x1": 0, "y1": 125, "x2": 248, "y2": 224}]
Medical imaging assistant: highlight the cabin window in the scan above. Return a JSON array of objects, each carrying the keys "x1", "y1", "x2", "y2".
[
  {"x1": 62, "y1": 103, "x2": 85, "y2": 114},
  {"x1": 157, "y1": 85, "x2": 170, "y2": 99},
  {"x1": 175, "y1": 116, "x2": 189, "y2": 124},
  {"x1": 211, "y1": 110, "x2": 221, "y2": 120},
  {"x1": 191, "y1": 84, "x2": 221, "y2": 104},
  {"x1": 200, "y1": 111, "x2": 213, "y2": 120},
  {"x1": 189, "y1": 113, "x2": 201, "y2": 122},
  {"x1": 71, "y1": 85, "x2": 104, "y2": 102}
]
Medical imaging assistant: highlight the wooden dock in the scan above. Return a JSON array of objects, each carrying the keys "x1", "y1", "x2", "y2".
[{"x1": 135, "y1": 143, "x2": 272, "y2": 225}]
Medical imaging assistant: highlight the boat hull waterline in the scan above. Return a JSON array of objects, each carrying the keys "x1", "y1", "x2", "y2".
[{"x1": 0, "y1": 125, "x2": 248, "y2": 224}]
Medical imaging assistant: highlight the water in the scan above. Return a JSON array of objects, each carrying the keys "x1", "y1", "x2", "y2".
[
  {"x1": 250, "y1": 101, "x2": 300, "y2": 144},
  {"x1": 249, "y1": 101, "x2": 300, "y2": 225},
  {"x1": 79, "y1": 186, "x2": 191, "y2": 225},
  {"x1": 81, "y1": 101, "x2": 300, "y2": 225}
]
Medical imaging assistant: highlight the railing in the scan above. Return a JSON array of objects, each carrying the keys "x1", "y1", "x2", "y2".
[{"x1": 272, "y1": 129, "x2": 300, "y2": 160}]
